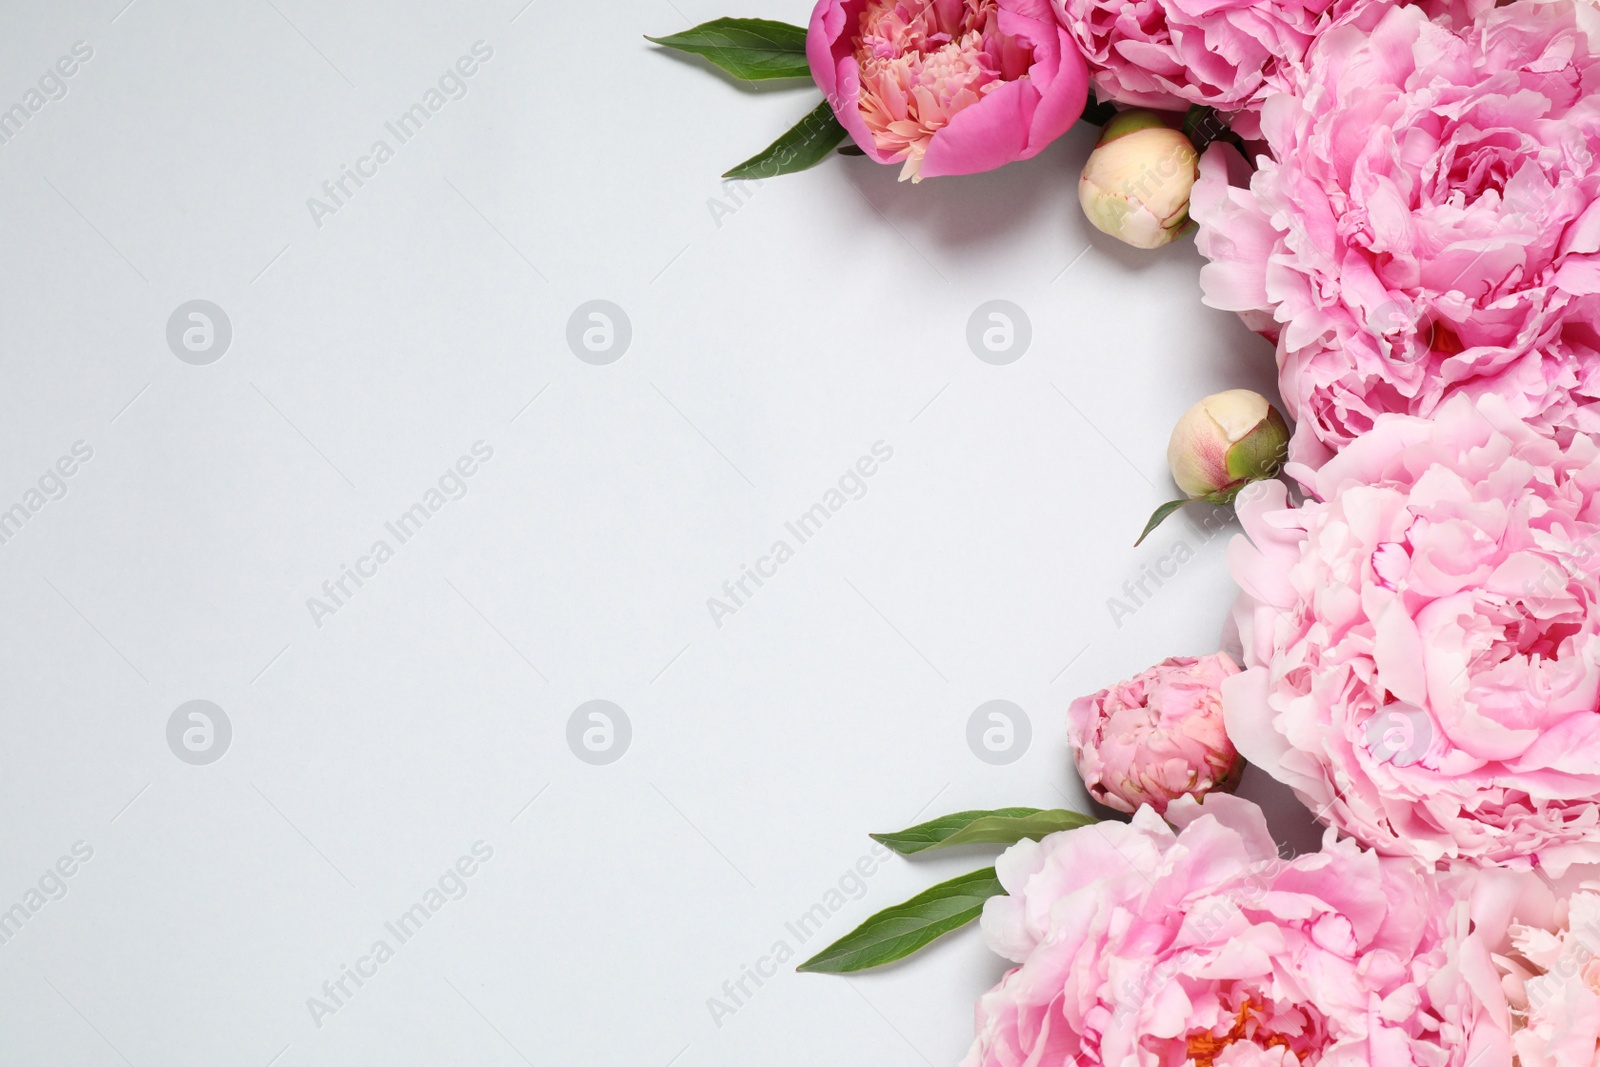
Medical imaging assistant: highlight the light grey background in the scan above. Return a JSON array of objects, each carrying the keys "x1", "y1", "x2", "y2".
[{"x1": 0, "y1": 1, "x2": 1305, "y2": 1064}]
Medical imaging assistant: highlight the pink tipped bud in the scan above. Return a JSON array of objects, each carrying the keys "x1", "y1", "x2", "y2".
[{"x1": 1166, "y1": 389, "x2": 1288, "y2": 500}]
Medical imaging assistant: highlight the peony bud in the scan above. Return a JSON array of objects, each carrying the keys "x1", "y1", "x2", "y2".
[
  {"x1": 1068, "y1": 654, "x2": 1243, "y2": 816},
  {"x1": 1167, "y1": 389, "x2": 1288, "y2": 498},
  {"x1": 1078, "y1": 110, "x2": 1198, "y2": 249},
  {"x1": 1138, "y1": 389, "x2": 1288, "y2": 544}
]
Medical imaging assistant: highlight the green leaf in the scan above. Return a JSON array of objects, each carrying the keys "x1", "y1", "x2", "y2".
[
  {"x1": 871, "y1": 808, "x2": 1098, "y2": 855},
  {"x1": 797, "y1": 867, "x2": 1003, "y2": 973},
  {"x1": 723, "y1": 100, "x2": 848, "y2": 180},
  {"x1": 1136, "y1": 498, "x2": 1192, "y2": 546},
  {"x1": 646, "y1": 18, "x2": 812, "y2": 81},
  {"x1": 1080, "y1": 90, "x2": 1119, "y2": 127}
]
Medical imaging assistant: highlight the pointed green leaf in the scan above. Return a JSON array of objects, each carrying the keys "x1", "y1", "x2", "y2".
[
  {"x1": 646, "y1": 18, "x2": 812, "y2": 81},
  {"x1": 1136, "y1": 498, "x2": 1192, "y2": 546},
  {"x1": 871, "y1": 808, "x2": 1098, "y2": 855},
  {"x1": 723, "y1": 100, "x2": 848, "y2": 180},
  {"x1": 797, "y1": 867, "x2": 1003, "y2": 973}
]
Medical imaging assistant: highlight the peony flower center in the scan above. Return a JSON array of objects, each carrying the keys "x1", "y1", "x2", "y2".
[
  {"x1": 1184, "y1": 998, "x2": 1305, "y2": 1062},
  {"x1": 852, "y1": 0, "x2": 1031, "y2": 180},
  {"x1": 1465, "y1": 590, "x2": 1586, "y2": 672},
  {"x1": 1440, "y1": 130, "x2": 1526, "y2": 208}
]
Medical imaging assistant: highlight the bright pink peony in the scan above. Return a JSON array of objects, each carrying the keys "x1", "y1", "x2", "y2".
[
  {"x1": 1192, "y1": 1, "x2": 1600, "y2": 468},
  {"x1": 962, "y1": 794, "x2": 1508, "y2": 1066},
  {"x1": 807, "y1": 0, "x2": 1088, "y2": 181},
  {"x1": 1068, "y1": 653, "x2": 1242, "y2": 814},
  {"x1": 1053, "y1": 0, "x2": 1395, "y2": 139},
  {"x1": 1226, "y1": 395, "x2": 1600, "y2": 872}
]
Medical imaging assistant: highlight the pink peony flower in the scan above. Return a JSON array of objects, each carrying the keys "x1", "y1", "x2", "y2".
[
  {"x1": 1068, "y1": 653, "x2": 1242, "y2": 814},
  {"x1": 1053, "y1": 0, "x2": 1396, "y2": 139},
  {"x1": 1432, "y1": 863, "x2": 1600, "y2": 1066},
  {"x1": 962, "y1": 794, "x2": 1509, "y2": 1066},
  {"x1": 1192, "y1": 1, "x2": 1600, "y2": 469},
  {"x1": 1501, "y1": 882, "x2": 1600, "y2": 1066},
  {"x1": 807, "y1": 0, "x2": 1088, "y2": 181},
  {"x1": 1226, "y1": 394, "x2": 1600, "y2": 872}
]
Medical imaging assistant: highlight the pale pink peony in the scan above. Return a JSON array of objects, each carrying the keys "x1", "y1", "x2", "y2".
[
  {"x1": 1226, "y1": 395, "x2": 1600, "y2": 872},
  {"x1": 1501, "y1": 883, "x2": 1600, "y2": 1066},
  {"x1": 1053, "y1": 0, "x2": 1396, "y2": 139},
  {"x1": 962, "y1": 794, "x2": 1509, "y2": 1066},
  {"x1": 807, "y1": 0, "x2": 1088, "y2": 181},
  {"x1": 1068, "y1": 653, "x2": 1242, "y2": 814},
  {"x1": 1192, "y1": 1, "x2": 1600, "y2": 469},
  {"x1": 1433, "y1": 863, "x2": 1600, "y2": 1066}
]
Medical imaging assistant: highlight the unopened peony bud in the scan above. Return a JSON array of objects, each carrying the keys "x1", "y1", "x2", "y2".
[
  {"x1": 1068, "y1": 654, "x2": 1243, "y2": 816},
  {"x1": 1078, "y1": 111, "x2": 1198, "y2": 249},
  {"x1": 1167, "y1": 389, "x2": 1288, "y2": 497},
  {"x1": 1138, "y1": 389, "x2": 1288, "y2": 544}
]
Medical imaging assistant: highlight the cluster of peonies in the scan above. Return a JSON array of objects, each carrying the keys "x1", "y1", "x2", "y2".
[
  {"x1": 792, "y1": 0, "x2": 1600, "y2": 1063},
  {"x1": 806, "y1": 0, "x2": 1422, "y2": 184},
  {"x1": 943, "y1": 1, "x2": 1600, "y2": 1065},
  {"x1": 811, "y1": 0, "x2": 1600, "y2": 471}
]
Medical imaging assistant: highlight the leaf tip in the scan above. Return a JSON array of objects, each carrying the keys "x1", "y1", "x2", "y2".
[{"x1": 1136, "y1": 498, "x2": 1189, "y2": 546}]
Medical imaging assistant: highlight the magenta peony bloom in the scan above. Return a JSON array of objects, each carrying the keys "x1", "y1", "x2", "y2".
[
  {"x1": 1226, "y1": 395, "x2": 1600, "y2": 872},
  {"x1": 962, "y1": 795, "x2": 1509, "y2": 1066},
  {"x1": 807, "y1": 0, "x2": 1088, "y2": 181},
  {"x1": 1053, "y1": 0, "x2": 1396, "y2": 138},
  {"x1": 1068, "y1": 653, "x2": 1242, "y2": 814},
  {"x1": 1192, "y1": 1, "x2": 1600, "y2": 468}
]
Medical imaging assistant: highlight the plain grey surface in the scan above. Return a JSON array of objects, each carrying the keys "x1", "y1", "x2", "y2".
[{"x1": 0, "y1": 1, "x2": 1308, "y2": 1064}]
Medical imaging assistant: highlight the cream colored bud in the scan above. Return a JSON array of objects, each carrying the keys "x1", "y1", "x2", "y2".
[
  {"x1": 1166, "y1": 390, "x2": 1284, "y2": 499},
  {"x1": 1079, "y1": 111, "x2": 1199, "y2": 249}
]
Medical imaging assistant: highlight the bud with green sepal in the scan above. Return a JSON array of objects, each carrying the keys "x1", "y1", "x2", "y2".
[{"x1": 1137, "y1": 390, "x2": 1290, "y2": 545}]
